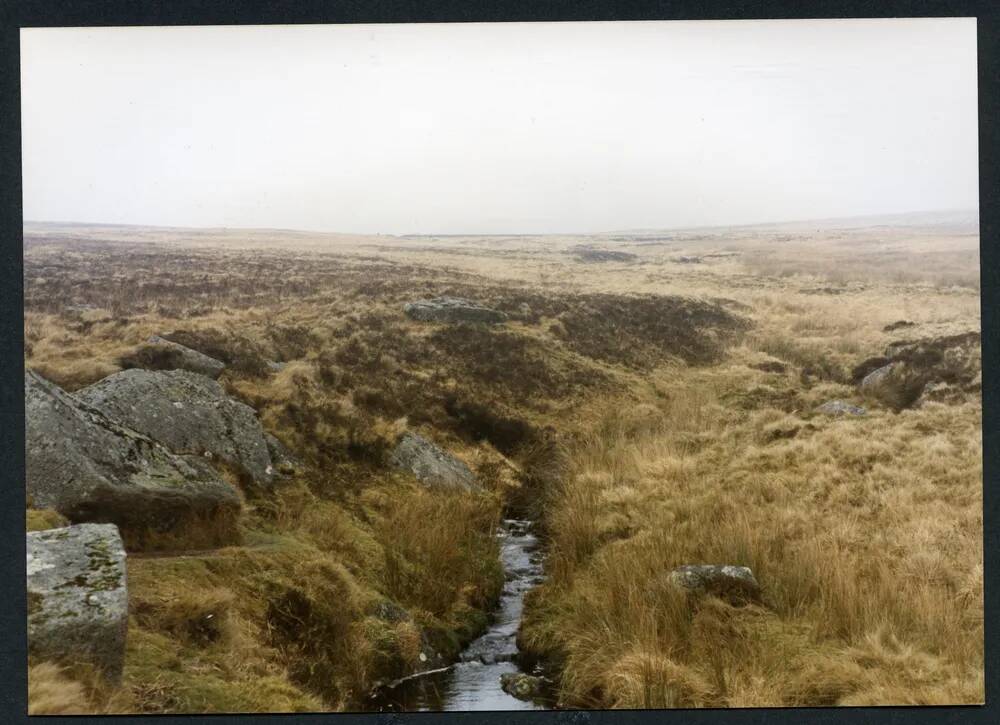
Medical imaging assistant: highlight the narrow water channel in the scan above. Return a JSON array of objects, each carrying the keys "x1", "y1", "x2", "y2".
[{"x1": 367, "y1": 518, "x2": 552, "y2": 711}]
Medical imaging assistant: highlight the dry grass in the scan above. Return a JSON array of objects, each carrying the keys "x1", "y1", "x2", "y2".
[
  {"x1": 521, "y1": 298, "x2": 982, "y2": 708},
  {"x1": 23, "y1": 218, "x2": 982, "y2": 711}
]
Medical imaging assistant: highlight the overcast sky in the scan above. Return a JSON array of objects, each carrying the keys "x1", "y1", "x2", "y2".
[{"x1": 21, "y1": 19, "x2": 978, "y2": 235}]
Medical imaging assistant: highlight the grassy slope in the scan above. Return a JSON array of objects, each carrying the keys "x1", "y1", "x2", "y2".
[{"x1": 24, "y1": 222, "x2": 982, "y2": 712}]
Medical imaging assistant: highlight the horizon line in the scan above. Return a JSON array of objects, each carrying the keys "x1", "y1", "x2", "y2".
[{"x1": 22, "y1": 206, "x2": 980, "y2": 238}]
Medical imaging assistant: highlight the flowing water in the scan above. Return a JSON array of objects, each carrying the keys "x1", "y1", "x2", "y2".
[{"x1": 367, "y1": 518, "x2": 552, "y2": 711}]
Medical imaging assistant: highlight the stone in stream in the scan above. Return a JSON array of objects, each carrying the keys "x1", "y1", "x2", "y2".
[
  {"x1": 499, "y1": 672, "x2": 547, "y2": 701},
  {"x1": 141, "y1": 335, "x2": 226, "y2": 378},
  {"x1": 669, "y1": 564, "x2": 761, "y2": 604},
  {"x1": 403, "y1": 296, "x2": 507, "y2": 324},
  {"x1": 815, "y1": 400, "x2": 866, "y2": 417},
  {"x1": 25, "y1": 371, "x2": 241, "y2": 536},
  {"x1": 27, "y1": 523, "x2": 128, "y2": 682},
  {"x1": 76, "y1": 369, "x2": 275, "y2": 489},
  {"x1": 389, "y1": 432, "x2": 477, "y2": 491}
]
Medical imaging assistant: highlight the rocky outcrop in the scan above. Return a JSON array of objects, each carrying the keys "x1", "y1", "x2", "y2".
[
  {"x1": 669, "y1": 564, "x2": 761, "y2": 604},
  {"x1": 854, "y1": 332, "x2": 980, "y2": 410},
  {"x1": 27, "y1": 524, "x2": 128, "y2": 682},
  {"x1": 389, "y1": 432, "x2": 477, "y2": 491},
  {"x1": 404, "y1": 297, "x2": 507, "y2": 324},
  {"x1": 883, "y1": 320, "x2": 915, "y2": 332},
  {"x1": 499, "y1": 672, "x2": 548, "y2": 701},
  {"x1": 26, "y1": 371, "x2": 240, "y2": 535},
  {"x1": 816, "y1": 400, "x2": 866, "y2": 417},
  {"x1": 76, "y1": 369, "x2": 274, "y2": 489},
  {"x1": 144, "y1": 335, "x2": 226, "y2": 378}
]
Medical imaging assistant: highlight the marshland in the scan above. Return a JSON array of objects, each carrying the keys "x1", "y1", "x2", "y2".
[{"x1": 24, "y1": 212, "x2": 983, "y2": 712}]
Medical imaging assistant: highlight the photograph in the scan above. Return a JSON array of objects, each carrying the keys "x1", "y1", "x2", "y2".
[{"x1": 19, "y1": 17, "x2": 983, "y2": 714}]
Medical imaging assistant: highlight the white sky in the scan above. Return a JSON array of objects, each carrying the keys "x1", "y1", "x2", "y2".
[{"x1": 21, "y1": 19, "x2": 978, "y2": 235}]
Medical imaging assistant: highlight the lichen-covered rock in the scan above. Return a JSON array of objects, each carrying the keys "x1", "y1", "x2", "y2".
[
  {"x1": 76, "y1": 369, "x2": 274, "y2": 489},
  {"x1": 816, "y1": 400, "x2": 866, "y2": 417},
  {"x1": 27, "y1": 524, "x2": 128, "y2": 681},
  {"x1": 404, "y1": 297, "x2": 507, "y2": 324},
  {"x1": 25, "y1": 371, "x2": 240, "y2": 535},
  {"x1": 669, "y1": 564, "x2": 761, "y2": 604},
  {"x1": 499, "y1": 672, "x2": 547, "y2": 701},
  {"x1": 389, "y1": 432, "x2": 476, "y2": 490},
  {"x1": 145, "y1": 335, "x2": 226, "y2": 378}
]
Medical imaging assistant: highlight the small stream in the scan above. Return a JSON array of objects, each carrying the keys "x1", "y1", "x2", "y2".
[{"x1": 367, "y1": 518, "x2": 553, "y2": 711}]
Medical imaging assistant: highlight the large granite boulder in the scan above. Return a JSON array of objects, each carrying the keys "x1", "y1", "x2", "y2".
[
  {"x1": 76, "y1": 369, "x2": 274, "y2": 489},
  {"x1": 27, "y1": 524, "x2": 128, "y2": 681},
  {"x1": 389, "y1": 433, "x2": 477, "y2": 491},
  {"x1": 26, "y1": 371, "x2": 240, "y2": 536},
  {"x1": 669, "y1": 564, "x2": 761, "y2": 604},
  {"x1": 142, "y1": 335, "x2": 226, "y2": 378},
  {"x1": 404, "y1": 297, "x2": 507, "y2": 324}
]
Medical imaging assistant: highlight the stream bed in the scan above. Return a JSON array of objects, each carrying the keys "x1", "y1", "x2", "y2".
[{"x1": 367, "y1": 518, "x2": 553, "y2": 711}]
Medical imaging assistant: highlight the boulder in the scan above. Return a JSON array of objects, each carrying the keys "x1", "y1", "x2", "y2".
[
  {"x1": 265, "y1": 433, "x2": 300, "y2": 476},
  {"x1": 389, "y1": 432, "x2": 477, "y2": 491},
  {"x1": 669, "y1": 564, "x2": 761, "y2": 604},
  {"x1": 404, "y1": 297, "x2": 507, "y2": 324},
  {"x1": 860, "y1": 363, "x2": 898, "y2": 391},
  {"x1": 25, "y1": 371, "x2": 240, "y2": 535},
  {"x1": 27, "y1": 524, "x2": 128, "y2": 682},
  {"x1": 76, "y1": 369, "x2": 274, "y2": 489},
  {"x1": 815, "y1": 400, "x2": 866, "y2": 417},
  {"x1": 145, "y1": 335, "x2": 226, "y2": 378},
  {"x1": 854, "y1": 332, "x2": 980, "y2": 410},
  {"x1": 851, "y1": 356, "x2": 891, "y2": 383},
  {"x1": 499, "y1": 672, "x2": 547, "y2": 701}
]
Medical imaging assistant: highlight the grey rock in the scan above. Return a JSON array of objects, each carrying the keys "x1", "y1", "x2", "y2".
[
  {"x1": 669, "y1": 564, "x2": 761, "y2": 604},
  {"x1": 76, "y1": 369, "x2": 274, "y2": 489},
  {"x1": 860, "y1": 363, "x2": 899, "y2": 391},
  {"x1": 389, "y1": 432, "x2": 477, "y2": 491},
  {"x1": 265, "y1": 433, "x2": 299, "y2": 476},
  {"x1": 499, "y1": 672, "x2": 547, "y2": 701},
  {"x1": 816, "y1": 400, "x2": 866, "y2": 417},
  {"x1": 27, "y1": 523, "x2": 128, "y2": 682},
  {"x1": 372, "y1": 598, "x2": 409, "y2": 623},
  {"x1": 267, "y1": 360, "x2": 286, "y2": 373},
  {"x1": 146, "y1": 335, "x2": 226, "y2": 378},
  {"x1": 25, "y1": 371, "x2": 240, "y2": 534},
  {"x1": 404, "y1": 297, "x2": 507, "y2": 324}
]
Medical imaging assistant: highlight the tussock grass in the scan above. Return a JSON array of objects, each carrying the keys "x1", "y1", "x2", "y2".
[
  {"x1": 521, "y1": 330, "x2": 982, "y2": 707},
  {"x1": 23, "y1": 223, "x2": 981, "y2": 712}
]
